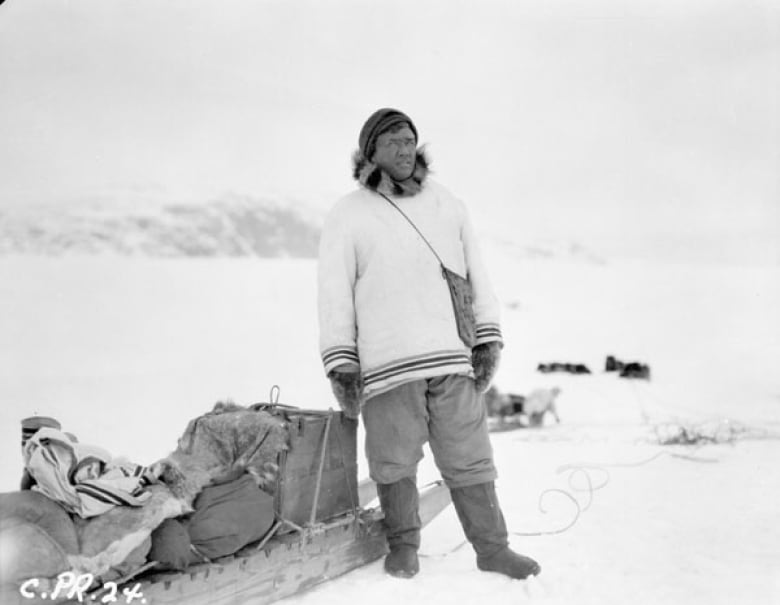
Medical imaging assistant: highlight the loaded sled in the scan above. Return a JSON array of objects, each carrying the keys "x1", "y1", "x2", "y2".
[
  {"x1": 1, "y1": 402, "x2": 452, "y2": 605},
  {"x1": 133, "y1": 477, "x2": 449, "y2": 605}
]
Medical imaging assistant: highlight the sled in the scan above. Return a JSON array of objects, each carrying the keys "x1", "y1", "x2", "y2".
[
  {"x1": 129, "y1": 477, "x2": 450, "y2": 605},
  {"x1": 487, "y1": 415, "x2": 530, "y2": 433},
  {"x1": 3, "y1": 404, "x2": 452, "y2": 605},
  {"x1": 3, "y1": 478, "x2": 451, "y2": 605},
  {"x1": 117, "y1": 406, "x2": 452, "y2": 604}
]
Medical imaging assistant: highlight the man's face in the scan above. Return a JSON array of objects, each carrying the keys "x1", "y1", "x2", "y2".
[{"x1": 371, "y1": 125, "x2": 417, "y2": 180}]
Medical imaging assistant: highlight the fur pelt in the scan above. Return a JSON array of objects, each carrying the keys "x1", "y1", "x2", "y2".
[
  {"x1": 472, "y1": 342, "x2": 502, "y2": 393},
  {"x1": 68, "y1": 483, "x2": 187, "y2": 577},
  {"x1": 153, "y1": 402, "x2": 288, "y2": 508},
  {"x1": 328, "y1": 371, "x2": 363, "y2": 419},
  {"x1": 352, "y1": 147, "x2": 430, "y2": 197}
]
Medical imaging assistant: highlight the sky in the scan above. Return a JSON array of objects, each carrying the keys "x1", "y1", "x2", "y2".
[{"x1": 0, "y1": 0, "x2": 778, "y2": 264}]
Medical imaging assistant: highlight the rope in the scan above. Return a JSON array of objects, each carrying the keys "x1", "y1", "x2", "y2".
[
  {"x1": 506, "y1": 449, "x2": 719, "y2": 538},
  {"x1": 576, "y1": 379, "x2": 780, "y2": 445},
  {"x1": 269, "y1": 385, "x2": 281, "y2": 405},
  {"x1": 255, "y1": 520, "x2": 284, "y2": 550},
  {"x1": 503, "y1": 380, "x2": 778, "y2": 540},
  {"x1": 558, "y1": 450, "x2": 719, "y2": 470},
  {"x1": 511, "y1": 487, "x2": 583, "y2": 537}
]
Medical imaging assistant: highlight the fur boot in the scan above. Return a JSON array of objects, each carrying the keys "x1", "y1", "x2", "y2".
[
  {"x1": 451, "y1": 482, "x2": 540, "y2": 580},
  {"x1": 377, "y1": 478, "x2": 421, "y2": 578}
]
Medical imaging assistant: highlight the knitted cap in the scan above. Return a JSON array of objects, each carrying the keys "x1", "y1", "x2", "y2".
[
  {"x1": 21, "y1": 415, "x2": 61, "y2": 448},
  {"x1": 358, "y1": 108, "x2": 418, "y2": 160}
]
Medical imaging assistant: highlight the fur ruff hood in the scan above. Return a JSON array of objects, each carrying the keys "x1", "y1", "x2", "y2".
[{"x1": 352, "y1": 147, "x2": 430, "y2": 197}]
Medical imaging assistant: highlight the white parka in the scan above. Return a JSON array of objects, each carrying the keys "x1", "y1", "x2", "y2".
[{"x1": 318, "y1": 177, "x2": 503, "y2": 399}]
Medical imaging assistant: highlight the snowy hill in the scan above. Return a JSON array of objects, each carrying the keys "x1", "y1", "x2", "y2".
[
  {"x1": 0, "y1": 195, "x2": 605, "y2": 264},
  {"x1": 0, "y1": 197, "x2": 608, "y2": 265},
  {"x1": 0, "y1": 195, "x2": 321, "y2": 258}
]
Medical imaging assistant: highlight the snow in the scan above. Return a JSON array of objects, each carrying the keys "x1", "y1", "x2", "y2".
[{"x1": 1, "y1": 250, "x2": 779, "y2": 604}]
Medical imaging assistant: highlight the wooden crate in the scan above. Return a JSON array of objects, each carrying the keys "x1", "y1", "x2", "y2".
[{"x1": 269, "y1": 408, "x2": 358, "y2": 528}]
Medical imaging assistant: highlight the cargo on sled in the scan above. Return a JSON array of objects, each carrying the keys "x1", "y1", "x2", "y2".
[{"x1": 1, "y1": 396, "x2": 452, "y2": 605}]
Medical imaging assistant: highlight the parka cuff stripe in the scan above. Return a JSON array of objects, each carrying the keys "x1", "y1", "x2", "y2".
[
  {"x1": 476, "y1": 324, "x2": 502, "y2": 340},
  {"x1": 321, "y1": 346, "x2": 359, "y2": 372}
]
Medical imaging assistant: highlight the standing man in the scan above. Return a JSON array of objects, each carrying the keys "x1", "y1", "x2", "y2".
[{"x1": 317, "y1": 108, "x2": 541, "y2": 580}]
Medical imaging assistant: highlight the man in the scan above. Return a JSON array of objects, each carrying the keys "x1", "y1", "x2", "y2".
[{"x1": 317, "y1": 108, "x2": 540, "y2": 580}]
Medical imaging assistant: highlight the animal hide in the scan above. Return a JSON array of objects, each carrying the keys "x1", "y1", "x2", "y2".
[
  {"x1": 68, "y1": 484, "x2": 187, "y2": 577},
  {"x1": 154, "y1": 402, "x2": 289, "y2": 507}
]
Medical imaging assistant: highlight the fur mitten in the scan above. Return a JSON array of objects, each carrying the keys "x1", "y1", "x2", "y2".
[
  {"x1": 328, "y1": 370, "x2": 363, "y2": 419},
  {"x1": 472, "y1": 342, "x2": 502, "y2": 393}
]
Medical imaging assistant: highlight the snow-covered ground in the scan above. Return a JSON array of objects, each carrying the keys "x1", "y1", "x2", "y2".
[{"x1": 1, "y1": 249, "x2": 778, "y2": 604}]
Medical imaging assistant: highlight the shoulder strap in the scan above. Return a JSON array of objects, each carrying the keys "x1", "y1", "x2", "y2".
[{"x1": 377, "y1": 192, "x2": 445, "y2": 267}]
